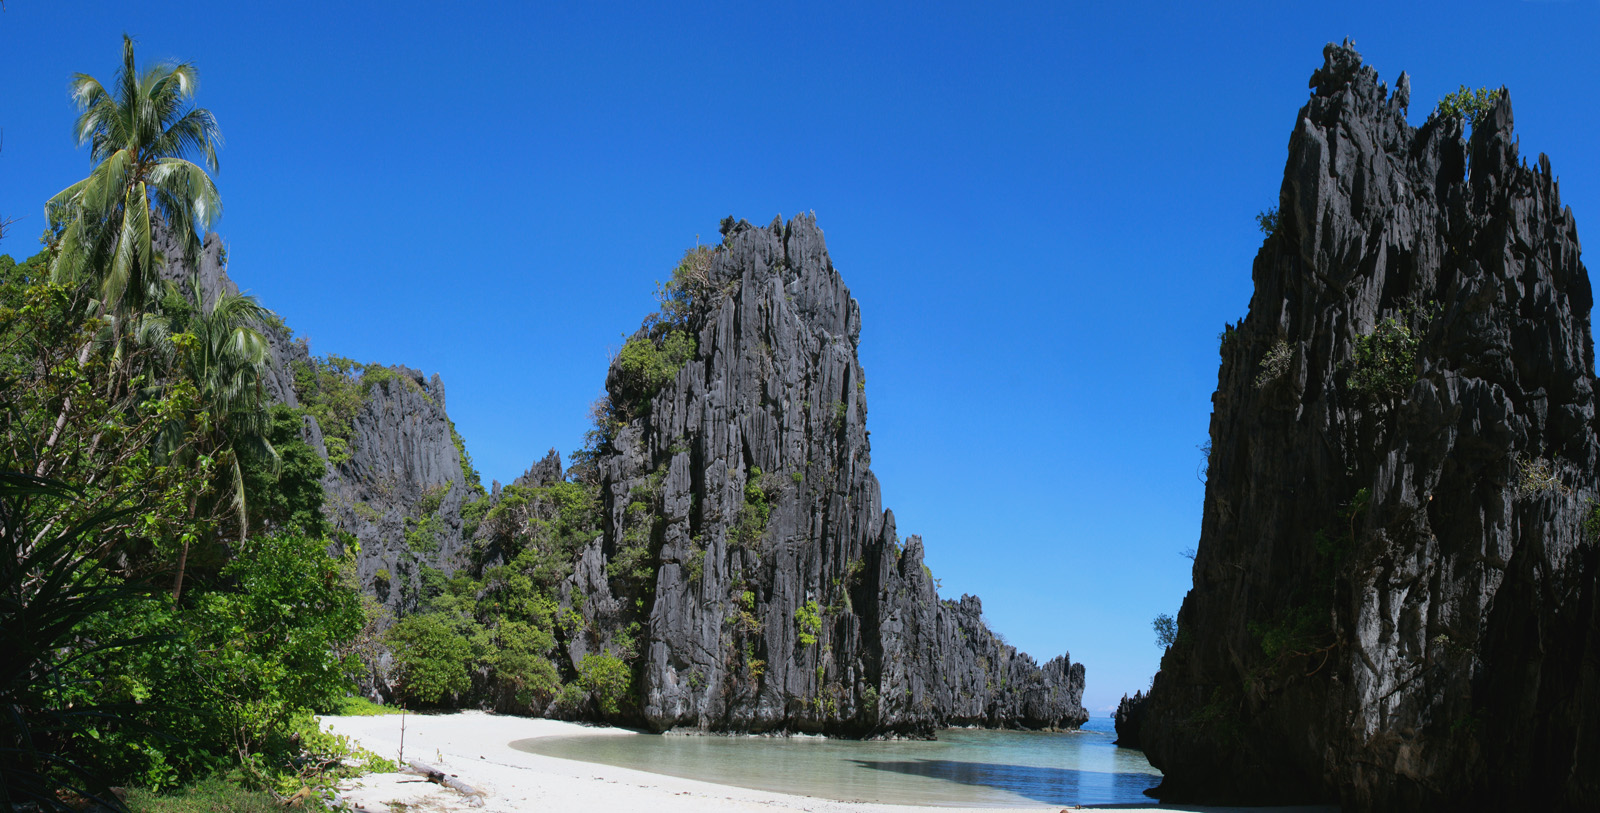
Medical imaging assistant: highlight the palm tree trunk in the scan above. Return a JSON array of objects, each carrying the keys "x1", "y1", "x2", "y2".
[
  {"x1": 34, "y1": 339, "x2": 97, "y2": 477},
  {"x1": 171, "y1": 488, "x2": 202, "y2": 604}
]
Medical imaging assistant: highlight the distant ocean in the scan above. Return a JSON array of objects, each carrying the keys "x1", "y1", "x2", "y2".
[{"x1": 513, "y1": 715, "x2": 1162, "y2": 807}]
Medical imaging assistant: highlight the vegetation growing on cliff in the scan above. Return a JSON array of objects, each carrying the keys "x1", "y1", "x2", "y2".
[
  {"x1": 1347, "y1": 317, "x2": 1418, "y2": 398},
  {"x1": 1436, "y1": 84, "x2": 1502, "y2": 126}
]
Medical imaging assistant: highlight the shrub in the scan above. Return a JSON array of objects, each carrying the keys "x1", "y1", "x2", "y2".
[
  {"x1": 386, "y1": 613, "x2": 472, "y2": 705},
  {"x1": 1517, "y1": 456, "x2": 1570, "y2": 497},
  {"x1": 1348, "y1": 318, "x2": 1418, "y2": 398},
  {"x1": 1437, "y1": 85, "x2": 1502, "y2": 126},
  {"x1": 404, "y1": 512, "x2": 446, "y2": 553},
  {"x1": 1249, "y1": 606, "x2": 1328, "y2": 662},
  {"x1": 1153, "y1": 613, "x2": 1177, "y2": 649},
  {"x1": 1254, "y1": 339, "x2": 1293, "y2": 389},
  {"x1": 733, "y1": 467, "x2": 773, "y2": 546},
  {"x1": 795, "y1": 600, "x2": 823, "y2": 648},
  {"x1": 654, "y1": 246, "x2": 717, "y2": 328},
  {"x1": 578, "y1": 653, "x2": 632, "y2": 715},
  {"x1": 1256, "y1": 208, "x2": 1280, "y2": 236},
  {"x1": 614, "y1": 330, "x2": 696, "y2": 413}
]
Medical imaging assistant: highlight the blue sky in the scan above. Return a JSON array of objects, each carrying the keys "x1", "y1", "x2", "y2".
[{"x1": 4, "y1": 1, "x2": 1599, "y2": 714}]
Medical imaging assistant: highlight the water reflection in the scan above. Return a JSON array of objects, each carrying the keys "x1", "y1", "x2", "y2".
[
  {"x1": 512, "y1": 717, "x2": 1162, "y2": 808},
  {"x1": 851, "y1": 757, "x2": 1159, "y2": 807}
]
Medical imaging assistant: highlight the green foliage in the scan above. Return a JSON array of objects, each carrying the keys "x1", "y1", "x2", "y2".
[
  {"x1": 614, "y1": 330, "x2": 696, "y2": 414},
  {"x1": 418, "y1": 483, "x2": 450, "y2": 515},
  {"x1": 733, "y1": 467, "x2": 774, "y2": 547},
  {"x1": 1348, "y1": 317, "x2": 1418, "y2": 398},
  {"x1": 1153, "y1": 613, "x2": 1177, "y2": 649},
  {"x1": 48, "y1": 35, "x2": 222, "y2": 321},
  {"x1": 1256, "y1": 208, "x2": 1280, "y2": 236},
  {"x1": 1516, "y1": 456, "x2": 1570, "y2": 497},
  {"x1": 1249, "y1": 605, "x2": 1329, "y2": 661},
  {"x1": 795, "y1": 599, "x2": 823, "y2": 648},
  {"x1": 1584, "y1": 501, "x2": 1600, "y2": 542},
  {"x1": 386, "y1": 613, "x2": 472, "y2": 706},
  {"x1": 0, "y1": 473, "x2": 150, "y2": 811},
  {"x1": 685, "y1": 536, "x2": 707, "y2": 584},
  {"x1": 289, "y1": 354, "x2": 363, "y2": 464},
  {"x1": 1, "y1": 41, "x2": 379, "y2": 803},
  {"x1": 577, "y1": 653, "x2": 633, "y2": 716},
  {"x1": 1254, "y1": 339, "x2": 1293, "y2": 389},
  {"x1": 405, "y1": 512, "x2": 447, "y2": 553},
  {"x1": 290, "y1": 354, "x2": 425, "y2": 465},
  {"x1": 653, "y1": 245, "x2": 717, "y2": 328},
  {"x1": 240, "y1": 405, "x2": 327, "y2": 537},
  {"x1": 1437, "y1": 85, "x2": 1502, "y2": 126},
  {"x1": 52, "y1": 535, "x2": 364, "y2": 792},
  {"x1": 332, "y1": 695, "x2": 403, "y2": 716},
  {"x1": 126, "y1": 778, "x2": 282, "y2": 813},
  {"x1": 450, "y1": 421, "x2": 484, "y2": 494}
]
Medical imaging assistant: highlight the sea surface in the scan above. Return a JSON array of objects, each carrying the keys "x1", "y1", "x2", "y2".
[{"x1": 512, "y1": 714, "x2": 1161, "y2": 807}]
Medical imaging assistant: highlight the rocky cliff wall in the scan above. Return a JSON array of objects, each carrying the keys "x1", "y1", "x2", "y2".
[
  {"x1": 558, "y1": 214, "x2": 1087, "y2": 735},
  {"x1": 159, "y1": 230, "x2": 474, "y2": 616},
  {"x1": 1141, "y1": 42, "x2": 1600, "y2": 810}
]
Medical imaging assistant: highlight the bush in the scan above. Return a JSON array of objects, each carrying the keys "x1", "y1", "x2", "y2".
[
  {"x1": 1437, "y1": 85, "x2": 1502, "y2": 126},
  {"x1": 615, "y1": 330, "x2": 695, "y2": 413},
  {"x1": 1348, "y1": 318, "x2": 1418, "y2": 398},
  {"x1": 386, "y1": 613, "x2": 472, "y2": 705},
  {"x1": 578, "y1": 653, "x2": 632, "y2": 715},
  {"x1": 1517, "y1": 456, "x2": 1570, "y2": 497},
  {"x1": 733, "y1": 467, "x2": 773, "y2": 547},
  {"x1": 795, "y1": 600, "x2": 823, "y2": 648},
  {"x1": 1254, "y1": 339, "x2": 1293, "y2": 389},
  {"x1": 654, "y1": 246, "x2": 717, "y2": 328},
  {"x1": 1153, "y1": 613, "x2": 1177, "y2": 649},
  {"x1": 1256, "y1": 208, "x2": 1279, "y2": 236}
]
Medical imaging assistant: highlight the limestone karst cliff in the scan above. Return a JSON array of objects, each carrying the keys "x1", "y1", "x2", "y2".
[
  {"x1": 1141, "y1": 42, "x2": 1600, "y2": 810},
  {"x1": 476, "y1": 214, "x2": 1087, "y2": 734},
  {"x1": 157, "y1": 227, "x2": 477, "y2": 618},
  {"x1": 171, "y1": 209, "x2": 1084, "y2": 734}
]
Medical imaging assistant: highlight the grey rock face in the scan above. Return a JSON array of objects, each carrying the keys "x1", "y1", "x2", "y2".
[
  {"x1": 321, "y1": 367, "x2": 472, "y2": 615},
  {"x1": 1113, "y1": 691, "x2": 1146, "y2": 749},
  {"x1": 158, "y1": 228, "x2": 474, "y2": 617},
  {"x1": 568, "y1": 214, "x2": 1086, "y2": 735},
  {"x1": 1142, "y1": 42, "x2": 1600, "y2": 810}
]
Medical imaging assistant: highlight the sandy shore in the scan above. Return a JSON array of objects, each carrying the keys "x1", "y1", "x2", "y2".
[{"x1": 322, "y1": 711, "x2": 1335, "y2": 813}]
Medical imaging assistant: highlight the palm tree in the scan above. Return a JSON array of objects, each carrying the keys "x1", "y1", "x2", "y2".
[
  {"x1": 139, "y1": 275, "x2": 277, "y2": 602},
  {"x1": 38, "y1": 35, "x2": 223, "y2": 471},
  {"x1": 48, "y1": 33, "x2": 222, "y2": 317}
]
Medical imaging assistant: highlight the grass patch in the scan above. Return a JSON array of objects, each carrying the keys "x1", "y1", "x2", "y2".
[
  {"x1": 127, "y1": 777, "x2": 282, "y2": 813},
  {"x1": 330, "y1": 695, "x2": 404, "y2": 716}
]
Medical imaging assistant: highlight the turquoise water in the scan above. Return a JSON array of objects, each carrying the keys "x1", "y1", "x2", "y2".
[{"x1": 512, "y1": 715, "x2": 1161, "y2": 807}]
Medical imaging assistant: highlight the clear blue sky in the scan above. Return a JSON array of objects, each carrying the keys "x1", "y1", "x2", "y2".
[{"x1": 4, "y1": 1, "x2": 1598, "y2": 714}]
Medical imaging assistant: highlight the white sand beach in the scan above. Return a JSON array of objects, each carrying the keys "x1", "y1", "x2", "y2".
[{"x1": 322, "y1": 711, "x2": 1337, "y2": 813}]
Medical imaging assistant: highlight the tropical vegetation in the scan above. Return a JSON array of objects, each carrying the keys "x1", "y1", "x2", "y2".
[{"x1": 1, "y1": 37, "x2": 381, "y2": 810}]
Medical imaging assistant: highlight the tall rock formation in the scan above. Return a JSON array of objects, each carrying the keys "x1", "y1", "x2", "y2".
[
  {"x1": 1141, "y1": 42, "x2": 1600, "y2": 810},
  {"x1": 552, "y1": 214, "x2": 1087, "y2": 735},
  {"x1": 157, "y1": 227, "x2": 475, "y2": 616}
]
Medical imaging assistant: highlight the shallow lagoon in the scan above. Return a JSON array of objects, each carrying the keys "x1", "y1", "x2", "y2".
[{"x1": 513, "y1": 715, "x2": 1160, "y2": 807}]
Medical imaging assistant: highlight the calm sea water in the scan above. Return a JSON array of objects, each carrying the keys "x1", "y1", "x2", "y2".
[{"x1": 512, "y1": 715, "x2": 1161, "y2": 807}]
